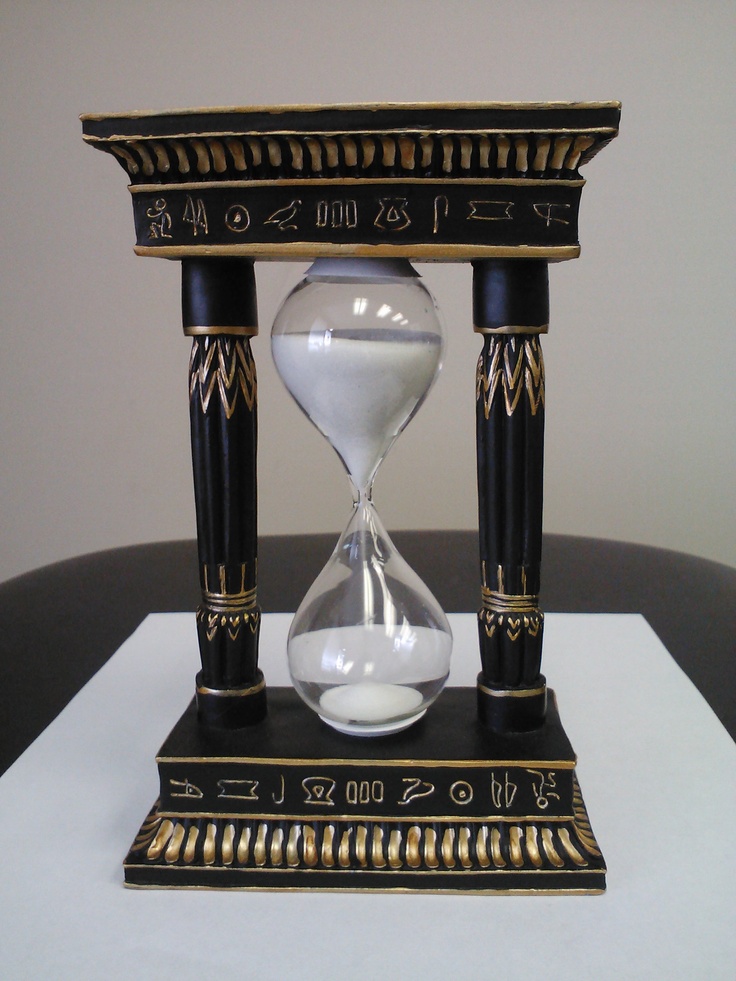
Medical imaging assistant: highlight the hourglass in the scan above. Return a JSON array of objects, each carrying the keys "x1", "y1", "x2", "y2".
[
  {"x1": 83, "y1": 101, "x2": 619, "y2": 892},
  {"x1": 271, "y1": 258, "x2": 452, "y2": 735}
]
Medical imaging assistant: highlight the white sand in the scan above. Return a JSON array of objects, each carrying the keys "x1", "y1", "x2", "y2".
[{"x1": 271, "y1": 331, "x2": 441, "y2": 490}]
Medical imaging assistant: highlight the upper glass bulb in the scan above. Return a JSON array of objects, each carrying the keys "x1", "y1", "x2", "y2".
[
  {"x1": 272, "y1": 257, "x2": 445, "y2": 492},
  {"x1": 271, "y1": 257, "x2": 452, "y2": 736}
]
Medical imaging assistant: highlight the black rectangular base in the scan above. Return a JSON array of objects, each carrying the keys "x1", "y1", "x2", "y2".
[{"x1": 124, "y1": 688, "x2": 605, "y2": 893}]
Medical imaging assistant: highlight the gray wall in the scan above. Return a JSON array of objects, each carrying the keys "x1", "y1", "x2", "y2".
[{"x1": 1, "y1": 0, "x2": 734, "y2": 583}]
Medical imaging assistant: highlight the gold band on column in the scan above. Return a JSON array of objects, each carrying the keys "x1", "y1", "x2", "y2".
[
  {"x1": 196, "y1": 674, "x2": 266, "y2": 698},
  {"x1": 476, "y1": 673, "x2": 548, "y2": 732},
  {"x1": 477, "y1": 680, "x2": 547, "y2": 699},
  {"x1": 184, "y1": 325, "x2": 259, "y2": 336},
  {"x1": 481, "y1": 589, "x2": 540, "y2": 613},
  {"x1": 473, "y1": 324, "x2": 549, "y2": 335},
  {"x1": 202, "y1": 589, "x2": 258, "y2": 612}
]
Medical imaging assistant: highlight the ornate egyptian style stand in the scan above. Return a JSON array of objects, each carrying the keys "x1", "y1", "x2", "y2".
[{"x1": 82, "y1": 102, "x2": 619, "y2": 892}]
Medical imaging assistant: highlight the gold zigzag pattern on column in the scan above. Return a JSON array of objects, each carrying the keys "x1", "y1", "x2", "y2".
[
  {"x1": 476, "y1": 336, "x2": 545, "y2": 418},
  {"x1": 189, "y1": 337, "x2": 257, "y2": 418}
]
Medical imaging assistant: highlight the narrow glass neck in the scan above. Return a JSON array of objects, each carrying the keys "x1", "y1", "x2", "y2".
[{"x1": 350, "y1": 479, "x2": 374, "y2": 508}]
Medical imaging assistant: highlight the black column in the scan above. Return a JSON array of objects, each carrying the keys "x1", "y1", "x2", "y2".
[
  {"x1": 474, "y1": 259, "x2": 549, "y2": 732},
  {"x1": 183, "y1": 257, "x2": 266, "y2": 728}
]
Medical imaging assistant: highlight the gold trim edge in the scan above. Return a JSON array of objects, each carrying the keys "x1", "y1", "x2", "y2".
[
  {"x1": 82, "y1": 100, "x2": 621, "y2": 122},
  {"x1": 156, "y1": 754, "x2": 575, "y2": 768},
  {"x1": 154, "y1": 811, "x2": 582, "y2": 823},
  {"x1": 134, "y1": 244, "x2": 581, "y2": 261},
  {"x1": 130, "y1": 177, "x2": 587, "y2": 192},
  {"x1": 124, "y1": 863, "x2": 605, "y2": 878},
  {"x1": 123, "y1": 880, "x2": 604, "y2": 895}
]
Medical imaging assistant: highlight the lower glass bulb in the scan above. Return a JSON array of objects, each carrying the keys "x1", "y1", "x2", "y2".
[{"x1": 287, "y1": 501, "x2": 452, "y2": 736}]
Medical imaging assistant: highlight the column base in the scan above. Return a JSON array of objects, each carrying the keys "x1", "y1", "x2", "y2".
[
  {"x1": 195, "y1": 671, "x2": 267, "y2": 728},
  {"x1": 476, "y1": 675, "x2": 547, "y2": 733},
  {"x1": 123, "y1": 687, "x2": 605, "y2": 893}
]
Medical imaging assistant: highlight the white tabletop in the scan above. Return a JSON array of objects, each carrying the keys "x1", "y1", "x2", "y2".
[{"x1": 1, "y1": 613, "x2": 734, "y2": 980}]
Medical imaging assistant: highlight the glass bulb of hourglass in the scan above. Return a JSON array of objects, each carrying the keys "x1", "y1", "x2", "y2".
[{"x1": 271, "y1": 257, "x2": 452, "y2": 736}]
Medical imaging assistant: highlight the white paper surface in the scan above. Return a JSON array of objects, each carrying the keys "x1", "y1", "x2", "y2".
[{"x1": 1, "y1": 613, "x2": 734, "y2": 981}]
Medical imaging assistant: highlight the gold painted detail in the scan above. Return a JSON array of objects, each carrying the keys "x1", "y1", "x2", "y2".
[
  {"x1": 202, "y1": 563, "x2": 257, "y2": 612},
  {"x1": 477, "y1": 681, "x2": 546, "y2": 700},
  {"x1": 189, "y1": 336, "x2": 256, "y2": 419},
  {"x1": 481, "y1": 588, "x2": 539, "y2": 614},
  {"x1": 474, "y1": 323, "x2": 549, "y2": 335},
  {"x1": 129, "y1": 804, "x2": 165, "y2": 854},
  {"x1": 571, "y1": 775, "x2": 603, "y2": 857},
  {"x1": 196, "y1": 606, "x2": 260, "y2": 643},
  {"x1": 95, "y1": 131, "x2": 611, "y2": 183},
  {"x1": 135, "y1": 242, "x2": 581, "y2": 262},
  {"x1": 477, "y1": 335, "x2": 545, "y2": 418},
  {"x1": 133, "y1": 177, "x2": 586, "y2": 193},
  {"x1": 82, "y1": 101, "x2": 620, "y2": 123},
  {"x1": 478, "y1": 607, "x2": 544, "y2": 643},
  {"x1": 184, "y1": 325, "x2": 258, "y2": 337},
  {"x1": 129, "y1": 803, "x2": 603, "y2": 874},
  {"x1": 196, "y1": 675, "x2": 266, "y2": 698}
]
